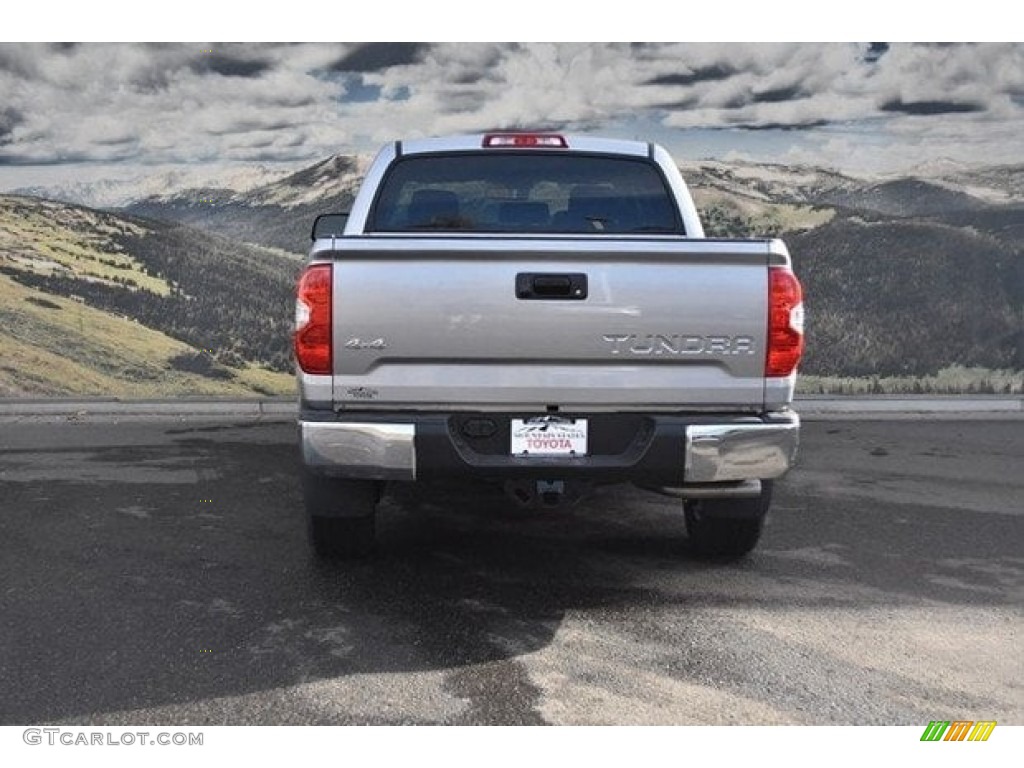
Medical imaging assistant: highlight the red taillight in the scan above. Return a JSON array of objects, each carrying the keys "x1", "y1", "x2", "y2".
[
  {"x1": 766, "y1": 267, "x2": 805, "y2": 377},
  {"x1": 482, "y1": 133, "x2": 568, "y2": 148},
  {"x1": 294, "y1": 263, "x2": 332, "y2": 375}
]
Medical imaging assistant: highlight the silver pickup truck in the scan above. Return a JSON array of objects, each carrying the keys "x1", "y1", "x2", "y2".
[{"x1": 295, "y1": 133, "x2": 804, "y2": 559}]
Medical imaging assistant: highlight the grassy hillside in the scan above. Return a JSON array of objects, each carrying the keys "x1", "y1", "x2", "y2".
[
  {"x1": 0, "y1": 271, "x2": 293, "y2": 397},
  {"x1": 0, "y1": 196, "x2": 169, "y2": 294},
  {"x1": 692, "y1": 189, "x2": 834, "y2": 238},
  {"x1": 0, "y1": 195, "x2": 296, "y2": 397}
]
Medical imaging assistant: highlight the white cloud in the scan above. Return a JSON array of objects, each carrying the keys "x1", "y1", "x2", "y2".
[{"x1": 0, "y1": 42, "x2": 1020, "y2": 174}]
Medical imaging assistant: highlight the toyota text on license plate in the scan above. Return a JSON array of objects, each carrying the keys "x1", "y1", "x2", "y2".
[{"x1": 510, "y1": 417, "x2": 588, "y2": 457}]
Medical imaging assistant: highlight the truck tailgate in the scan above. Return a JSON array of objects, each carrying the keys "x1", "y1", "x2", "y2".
[{"x1": 326, "y1": 238, "x2": 776, "y2": 410}]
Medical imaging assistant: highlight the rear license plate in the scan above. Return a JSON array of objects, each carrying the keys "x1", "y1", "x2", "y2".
[{"x1": 510, "y1": 417, "x2": 588, "y2": 457}]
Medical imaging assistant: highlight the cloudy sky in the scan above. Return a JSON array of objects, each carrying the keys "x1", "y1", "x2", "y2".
[{"x1": 1, "y1": 42, "x2": 1022, "y2": 189}]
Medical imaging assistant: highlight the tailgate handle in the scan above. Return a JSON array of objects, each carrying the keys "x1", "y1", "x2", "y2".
[{"x1": 516, "y1": 272, "x2": 588, "y2": 300}]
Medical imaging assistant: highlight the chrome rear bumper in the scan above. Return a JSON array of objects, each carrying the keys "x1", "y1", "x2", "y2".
[
  {"x1": 684, "y1": 412, "x2": 800, "y2": 483},
  {"x1": 301, "y1": 421, "x2": 416, "y2": 479},
  {"x1": 300, "y1": 410, "x2": 799, "y2": 485}
]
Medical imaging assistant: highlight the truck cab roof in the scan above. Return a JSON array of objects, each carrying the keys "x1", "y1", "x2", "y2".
[{"x1": 398, "y1": 133, "x2": 652, "y2": 158}]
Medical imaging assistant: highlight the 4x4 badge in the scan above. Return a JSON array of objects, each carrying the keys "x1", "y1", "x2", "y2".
[{"x1": 344, "y1": 337, "x2": 388, "y2": 350}]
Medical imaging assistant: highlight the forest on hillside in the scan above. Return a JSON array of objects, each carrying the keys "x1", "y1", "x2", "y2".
[
  {"x1": 788, "y1": 212, "x2": 1023, "y2": 376},
  {"x1": 3, "y1": 218, "x2": 299, "y2": 373}
]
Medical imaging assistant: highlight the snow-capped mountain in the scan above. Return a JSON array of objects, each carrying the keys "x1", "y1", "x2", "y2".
[
  {"x1": 11, "y1": 163, "x2": 300, "y2": 209},
  {"x1": 123, "y1": 154, "x2": 367, "y2": 254}
]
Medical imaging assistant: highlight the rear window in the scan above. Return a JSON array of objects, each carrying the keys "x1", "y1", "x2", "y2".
[{"x1": 369, "y1": 152, "x2": 683, "y2": 235}]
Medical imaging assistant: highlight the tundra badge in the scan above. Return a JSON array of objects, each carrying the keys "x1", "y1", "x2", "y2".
[{"x1": 603, "y1": 333, "x2": 756, "y2": 356}]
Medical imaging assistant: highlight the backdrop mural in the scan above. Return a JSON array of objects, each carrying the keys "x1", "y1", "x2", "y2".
[{"x1": 0, "y1": 43, "x2": 1021, "y2": 396}]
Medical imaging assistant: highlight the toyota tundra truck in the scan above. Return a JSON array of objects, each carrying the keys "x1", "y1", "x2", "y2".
[{"x1": 295, "y1": 133, "x2": 804, "y2": 559}]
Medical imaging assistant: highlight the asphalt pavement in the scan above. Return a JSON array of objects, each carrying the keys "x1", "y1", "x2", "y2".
[{"x1": 0, "y1": 417, "x2": 1021, "y2": 725}]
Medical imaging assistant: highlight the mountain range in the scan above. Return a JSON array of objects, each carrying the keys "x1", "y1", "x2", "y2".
[
  {"x1": 10, "y1": 163, "x2": 296, "y2": 210},
  {"x1": 2, "y1": 153, "x2": 1021, "y2": 396},
  {"x1": 122, "y1": 155, "x2": 365, "y2": 254}
]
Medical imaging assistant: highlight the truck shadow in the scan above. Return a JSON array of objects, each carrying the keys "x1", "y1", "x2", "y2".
[{"x1": 1, "y1": 423, "x2": 1020, "y2": 724}]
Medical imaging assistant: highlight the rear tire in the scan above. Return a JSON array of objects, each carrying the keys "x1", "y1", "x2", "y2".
[
  {"x1": 304, "y1": 471, "x2": 381, "y2": 559},
  {"x1": 684, "y1": 481, "x2": 772, "y2": 560}
]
